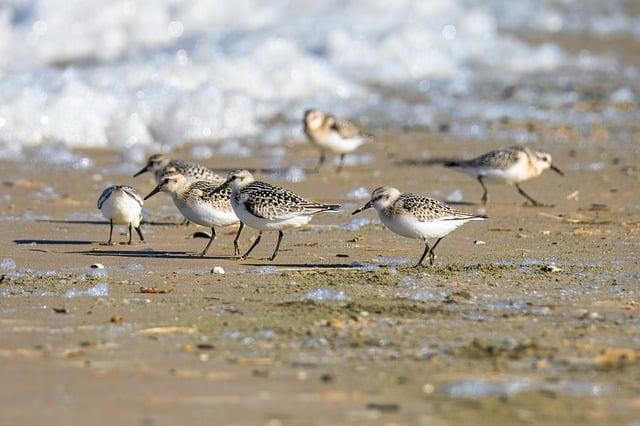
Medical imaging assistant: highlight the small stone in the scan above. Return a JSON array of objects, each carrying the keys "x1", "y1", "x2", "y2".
[
  {"x1": 422, "y1": 383, "x2": 435, "y2": 394},
  {"x1": 541, "y1": 265, "x2": 562, "y2": 273},
  {"x1": 474, "y1": 240, "x2": 486, "y2": 245},
  {"x1": 320, "y1": 373, "x2": 333, "y2": 382},
  {"x1": 211, "y1": 266, "x2": 225, "y2": 274},
  {"x1": 110, "y1": 315, "x2": 123, "y2": 324},
  {"x1": 588, "y1": 312, "x2": 602, "y2": 320},
  {"x1": 90, "y1": 263, "x2": 104, "y2": 269},
  {"x1": 575, "y1": 309, "x2": 589, "y2": 319},
  {"x1": 348, "y1": 235, "x2": 365, "y2": 243}
]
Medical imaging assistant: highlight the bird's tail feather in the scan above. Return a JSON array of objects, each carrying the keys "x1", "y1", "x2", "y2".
[{"x1": 445, "y1": 214, "x2": 488, "y2": 221}]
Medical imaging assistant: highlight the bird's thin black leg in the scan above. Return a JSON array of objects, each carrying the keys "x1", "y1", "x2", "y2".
[
  {"x1": 314, "y1": 152, "x2": 326, "y2": 172},
  {"x1": 240, "y1": 232, "x2": 262, "y2": 260},
  {"x1": 135, "y1": 226, "x2": 144, "y2": 242},
  {"x1": 233, "y1": 223, "x2": 244, "y2": 256},
  {"x1": 269, "y1": 231, "x2": 284, "y2": 261},
  {"x1": 337, "y1": 153, "x2": 346, "y2": 173},
  {"x1": 199, "y1": 227, "x2": 216, "y2": 257},
  {"x1": 107, "y1": 220, "x2": 113, "y2": 245},
  {"x1": 515, "y1": 183, "x2": 542, "y2": 206},
  {"x1": 478, "y1": 176, "x2": 489, "y2": 205},
  {"x1": 428, "y1": 237, "x2": 444, "y2": 266},
  {"x1": 416, "y1": 241, "x2": 431, "y2": 267},
  {"x1": 127, "y1": 223, "x2": 133, "y2": 245}
]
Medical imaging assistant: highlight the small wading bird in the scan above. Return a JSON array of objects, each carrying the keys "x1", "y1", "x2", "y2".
[
  {"x1": 97, "y1": 185, "x2": 145, "y2": 245},
  {"x1": 134, "y1": 154, "x2": 224, "y2": 185},
  {"x1": 303, "y1": 109, "x2": 372, "y2": 172},
  {"x1": 144, "y1": 171, "x2": 243, "y2": 256},
  {"x1": 225, "y1": 169, "x2": 341, "y2": 261},
  {"x1": 352, "y1": 187, "x2": 486, "y2": 267},
  {"x1": 134, "y1": 154, "x2": 224, "y2": 225},
  {"x1": 444, "y1": 146, "x2": 564, "y2": 206}
]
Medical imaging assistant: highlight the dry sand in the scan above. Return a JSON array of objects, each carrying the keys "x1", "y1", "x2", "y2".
[{"x1": 1, "y1": 127, "x2": 639, "y2": 424}]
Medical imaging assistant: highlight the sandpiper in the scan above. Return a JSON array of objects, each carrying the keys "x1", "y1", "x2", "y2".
[
  {"x1": 225, "y1": 170, "x2": 341, "y2": 261},
  {"x1": 144, "y1": 171, "x2": 243, "y2": 256},
  {"x1": 97, "y1": 185, "x2": 145, "y2": 245},
  {"x1": 135, "y1": 154, "x2": 224, "y2": 225},
  {"x1": 303, "y1": 109, "x2": 372, "y2": 172},
  {"x1": 352, "y1": 187, "x2": 486, "y2": 266},
  {"x1": 134, "y1": 154, "x2": 224, "y2": 185},
  {"x1": 445, "y1": 146, "x2": 564, "y2": 206}
]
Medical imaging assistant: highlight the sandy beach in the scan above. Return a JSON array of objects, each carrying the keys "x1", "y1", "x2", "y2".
[
  {"x1": 1, "y1": 125, "x2": 639, "y2": 424},
  {"x1": 2, "y1": 0, "x2": 640, "y2": 423}
]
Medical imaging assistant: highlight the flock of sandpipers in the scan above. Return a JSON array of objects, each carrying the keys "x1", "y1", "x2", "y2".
[{"x1": 97, "y1": 109, "x2": 564, "y2": 266}]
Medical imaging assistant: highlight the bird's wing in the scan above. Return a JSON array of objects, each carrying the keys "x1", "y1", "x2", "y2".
[
  {"x1": 120, "y1": 186, "x2": 144, "y2": 206},
  {"x1": 331, "y1": 117, "x2": 364, "y2": 139},
  {"x1": 397, "y1": 194, "x2": 477, "y2": 222},
  {"x1": 241, "y1": 182, "x2": 308, "y2": 220}
]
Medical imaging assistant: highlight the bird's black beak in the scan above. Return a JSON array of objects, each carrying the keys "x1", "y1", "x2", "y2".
[
  {"x1": 144, "y1": 185, "x2": 162, "y2": 200},
  {"x1": 550, "y1": 164, "x2": 564, "y2": 176},
  {"x1": 133, "y1": 165, "x2": 149, "y2": 177},
  {"x1": 352, "y1": 201, "x2": 373, "y2": 215}
]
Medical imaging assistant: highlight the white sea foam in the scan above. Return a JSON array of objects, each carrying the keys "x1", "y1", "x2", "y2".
[{"x1": 0, "y1": 0, "x2": 635, "y2": 156}]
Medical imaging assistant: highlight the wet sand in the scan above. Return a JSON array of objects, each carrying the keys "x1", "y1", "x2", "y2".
[{"x1": 1, "y1": 128, "x2": 639, "y2": 424}]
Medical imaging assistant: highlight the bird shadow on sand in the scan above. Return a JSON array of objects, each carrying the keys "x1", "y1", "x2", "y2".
[
  {"x1": 241, "y1": 262, "x2": 358, "y2": 269},
  {"x1": 393, "y1": 157, "x2": 457, "y2": 167},
  {"x1": 36, "y1": 219, "x2": 182, "y2": 226},
  {"x1": 76, "y1": 249, "x2": 238, "y2": 260},
  {"x1": 15, "y1": 239, "x2": 95, "y2": 245}
]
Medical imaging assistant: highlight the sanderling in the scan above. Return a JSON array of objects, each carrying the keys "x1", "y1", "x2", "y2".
[
  {"x1": 134, "y1": 154, "x2": 224, "y2": 185},
  {"x1": 303, "y1": 109, "x2": 372, "y2": 172},
  {"x1": 445, "y1": 146, "x2": 564, "y2": 206},
  {"x1": 352, "y1": 187, "x2": 486, "y2": 266},
  {"x1": 135, "y1": 154, "x2": 224, "y2": 226},
  {"x1": 225, "y1": 170, "x2": 341, "y2": 261},
  {"x1": 144, "y1": 171, "x2": 243, "y2": 256},
  {"x1": 97, "y1": 185, "x2": 145, "y2": 245}
]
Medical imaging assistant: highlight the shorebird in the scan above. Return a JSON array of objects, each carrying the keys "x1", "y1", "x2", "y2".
[
  {"x1": 144, "y1": 171, "x2": 242, "y2": 256},
  {"x1": 352, "y1": 187, "x2": 486, "y2": 266},
  {"x1": 444, "y1": 146, "x2": 564, "y2": 206},
  {"x1": 134, "y1": 154, "x2": 224, "y2": 185},
  {"x1": 303, "y1": 109, "x2": 372, "y2": 172},
  {"x1": 134, "y1": 154, "x2": 224, "y2": 225},
  {"x1": 225, "y1": 170, "x2": 341, "y2": 260},
  {"x1": 97, "y1": 185, "x2": 144, "y2": 245}
]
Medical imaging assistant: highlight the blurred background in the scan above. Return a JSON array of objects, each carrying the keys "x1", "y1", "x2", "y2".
[{"x1": 0, "y1": 0, "x2": 638, "y2": 164}]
